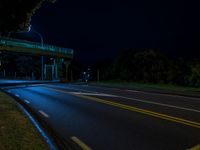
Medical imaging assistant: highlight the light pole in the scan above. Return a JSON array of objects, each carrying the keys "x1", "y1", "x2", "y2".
[{"x1": 28, "y1": 25, "x2": 44, "y2": 80}]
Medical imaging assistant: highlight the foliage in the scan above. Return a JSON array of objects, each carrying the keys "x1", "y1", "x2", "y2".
[
  {"x1": 16, "y1": 56, "x2": 34, "y2": 77},
  {"x1": 97, "y1": 49, "x2": 200, "y2": 88},
  {"x1": 91, "y1": 59, "x2": 113, "y2": 81},
  {"x1": 188, "y1": 62, "x2": 200, "y2": 87},
  {"x1": 111, "y1": 49, "x2": 168, "y2": 82},
  {"x1": 0, "y1": 53, "x2": 40, "y2": 79},
  {"x1": 0, "y1": 0, "x2": 56, "y2": 35}
]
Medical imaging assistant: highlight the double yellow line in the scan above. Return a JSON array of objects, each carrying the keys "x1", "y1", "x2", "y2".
[{"x1": 45, "y1": 87, "x2": 200, "y2": 129}]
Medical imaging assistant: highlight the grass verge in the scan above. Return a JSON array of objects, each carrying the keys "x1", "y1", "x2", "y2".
[
  {"x1": 92, "y1": 81, "x2": 200, "y2": 92},
  {"x1": 0, "y1": 91, "x2": 49, "y2": 150}
]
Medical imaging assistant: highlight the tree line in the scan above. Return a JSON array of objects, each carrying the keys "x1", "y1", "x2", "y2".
[
  {"x1": 92, "y1": 49, "x2": 200, "y2": 87},
  {"x1": 0, "y1": 53, "x2": 41, "y2": 79}
]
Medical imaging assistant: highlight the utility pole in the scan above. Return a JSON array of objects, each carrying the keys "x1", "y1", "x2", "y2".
[
  {"x1": 97, "y1": 69, "x2": 100, "y2": 82},
  {"x1": 71, "y1": 69, "x2": 73, "y2": 82},
  {"x1": 28, "y1": 25, "x2": 44, "y2": 80}
]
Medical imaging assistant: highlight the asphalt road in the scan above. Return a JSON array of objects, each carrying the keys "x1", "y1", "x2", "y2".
[{"x1": 2, "y1": 83, "x2": 200, "y2": 150}]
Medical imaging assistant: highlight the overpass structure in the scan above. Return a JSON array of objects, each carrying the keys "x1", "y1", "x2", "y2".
[{"x1": 0, "y1": 37, "x2": 73, "y2": 80}]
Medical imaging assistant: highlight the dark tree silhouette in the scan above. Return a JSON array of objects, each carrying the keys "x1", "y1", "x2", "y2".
[
  {"x1": 0, "y1": 0, "x2": 56, "y2": 35},
  {"x1": 99, "y1": 48, "x2": 200, "y2": 87}
]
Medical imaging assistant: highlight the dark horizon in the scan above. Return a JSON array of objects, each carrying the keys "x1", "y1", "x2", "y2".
[
  {"x1": 5, "y1": 0, "x2": 199, "y2": 65},
  {"x1": 29, "y1": 1, "x2": 198, "y2": 54}
]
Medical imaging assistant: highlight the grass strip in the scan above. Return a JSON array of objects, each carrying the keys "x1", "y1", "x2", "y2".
[
  {"x1": 0, "y1": 91, "x2": 49, "y2": 150},
  {"x1": 93, "y1": 81, "x2": 200, "y2": 92}
]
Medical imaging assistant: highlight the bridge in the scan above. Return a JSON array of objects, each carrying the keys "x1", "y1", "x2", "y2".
[{"x1": 0, "y1": 37, "x2": 74, "y2": 80}]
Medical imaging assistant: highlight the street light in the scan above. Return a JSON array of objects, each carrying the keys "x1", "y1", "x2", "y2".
[
  {"x1": 28, "y1": 25, "x2": 43, "y2": 46},
  {"x1": 28, "y1": 25, "x2": 44, "y2": 80}
]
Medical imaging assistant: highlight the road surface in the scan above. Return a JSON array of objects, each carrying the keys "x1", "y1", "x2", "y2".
[{"x1": 2, "y1": 83, "x2": 200, "y2": 150}]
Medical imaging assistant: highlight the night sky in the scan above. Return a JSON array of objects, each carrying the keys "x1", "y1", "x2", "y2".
[{"x1": 29, "y1": 0, "x2": 199, "y2": 64}]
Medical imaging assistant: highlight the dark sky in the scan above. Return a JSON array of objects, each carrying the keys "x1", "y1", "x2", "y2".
[{"x1": 30, "y1": 0, "x2": 199, "y2": 64}]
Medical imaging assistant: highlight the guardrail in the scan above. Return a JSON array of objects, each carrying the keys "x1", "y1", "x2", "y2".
[{"x1": 0, "y1": 37, "x2": 73, "y2": 55}]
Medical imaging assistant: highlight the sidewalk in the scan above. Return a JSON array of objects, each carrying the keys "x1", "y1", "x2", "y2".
[{"x1": 0, "y1": 91, "x2": 49, "y2": 150}]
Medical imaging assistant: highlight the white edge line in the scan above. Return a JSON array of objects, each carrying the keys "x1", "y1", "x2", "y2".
[
  {"x1": 17, "y1": 104, "x2": 57, "y2": 150},
  {"x1": 125, "y1": 89, "x2": 200, "y2": 101},
  {"x1": 39, "y1": 110, "x2": 49, "y2": 118},
  {"x1": 71, "y1": 136, "x2": 92, "y2": 150}
]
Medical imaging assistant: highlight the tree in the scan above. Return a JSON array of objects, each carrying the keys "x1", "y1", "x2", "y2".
[
  {"x1": 188, "y1": 60, "x2": 200, "y2": 87},
  {"x1": 111, "y1": 49, "x2": 168, "y2": 82},
  {"x1": 0, "y1": 53, "x2": 17, "y2": 77},
  {"x1": 166, "y1": 58, "x2": 191, "y2": 86},
  {"x1": 16, "y1": 56, "x2": 34, "y2": 77},
  {"x1": 0, "y1": 0, "x2": 56, "y2": 35}
]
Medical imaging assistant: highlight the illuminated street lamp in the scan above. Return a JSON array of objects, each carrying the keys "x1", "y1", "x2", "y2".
[{"x1": 28, "y1": 25, "x2": 43, "y2": 46}]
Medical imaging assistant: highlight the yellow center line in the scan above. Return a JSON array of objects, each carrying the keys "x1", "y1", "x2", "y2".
[
  {"x1": 44, "y1": 87, "x2": 200, "y2": 129},
  {"x1": 187, "y1": 144, "x2": 200, "y2": 150}
]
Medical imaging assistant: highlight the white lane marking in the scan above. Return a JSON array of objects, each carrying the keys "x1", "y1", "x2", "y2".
[
  {"x1": 112, "y1": 88, "x2": 120, "y2": 90},
  {"x1": 125, "y1": 89, "x2": 140, "y2": 92},
  {"x1": 15, "y1": 94, "x2": 20, "y2": 97},
  {"x1": 46, "y1": 85, "x2": 92, "y2": 93},
  {"x1": 65, "y1": 87, "x2": 92, "y2": 92},
  {"x1": 124, "y1": 89, "x2": 200, "y2": 100},
  {"x1": 24, "y1": 100, "x2": 30, "y2": 104},
  {"x1": 117, "y1": 95, "x2": 200, "y2": 113},
  {"x1": 45, "y1": 86, "x2": 200, "y2": 113},
  {"x1": 69, "y1": 92, "x2": 118, "y2": 97},
  {"x1": 71, "y1": 136, "x2": 92, "y2": 150},
  {"x1": 88, "y1": 85, "x2": 200, "y2": 101},
  {"x1": 45, "y1": 87, "x2": 200, "y2": 113},
  {"x1": 39, "y1": 110, "x2": 49, "y2": 118}
]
